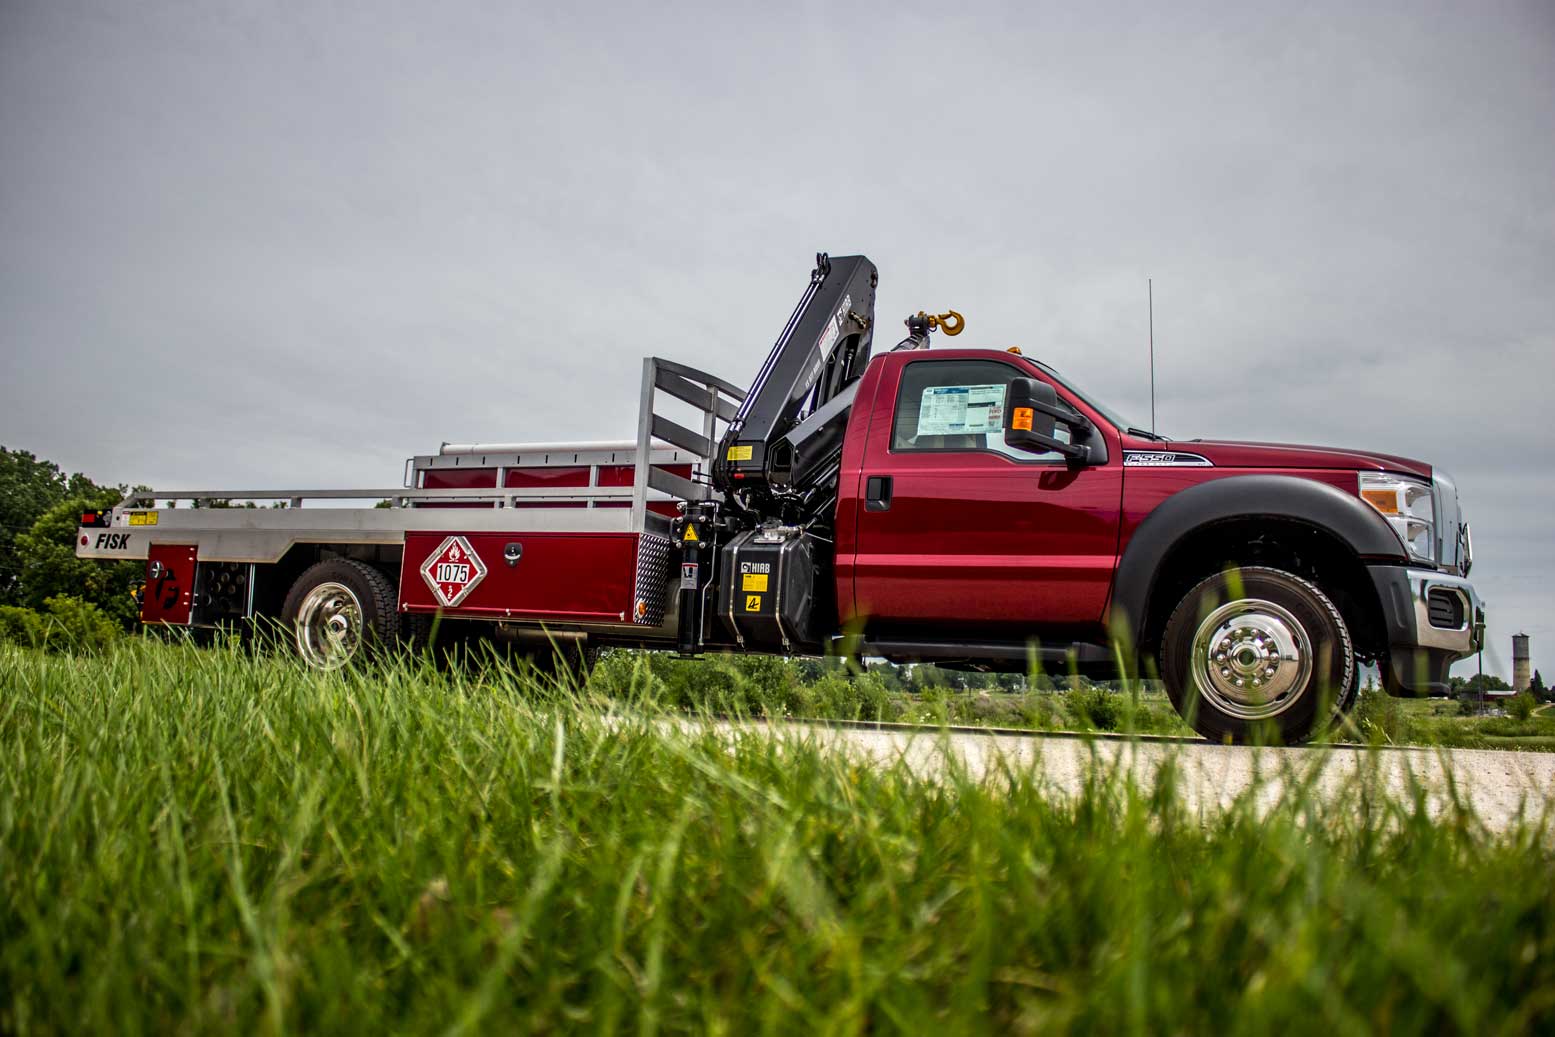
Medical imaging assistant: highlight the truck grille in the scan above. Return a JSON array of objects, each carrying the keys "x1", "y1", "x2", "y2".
[{"x1": 1427, "y1": 588, "x2": 1464, "y2": 629}]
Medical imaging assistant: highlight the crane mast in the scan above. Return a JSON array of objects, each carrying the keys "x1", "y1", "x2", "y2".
[{"x1": 711, "y1": 253, "x2": 877, "y2": 526}]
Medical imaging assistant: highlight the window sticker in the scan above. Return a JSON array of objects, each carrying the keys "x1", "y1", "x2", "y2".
[{"x1": 916, "y1": 384, "x2": 1005, "y2": 435}]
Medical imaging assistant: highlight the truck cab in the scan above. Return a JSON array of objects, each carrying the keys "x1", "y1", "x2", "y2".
[{"x1": 830, "y1": 345, "x2": 1481, "y2": 741}]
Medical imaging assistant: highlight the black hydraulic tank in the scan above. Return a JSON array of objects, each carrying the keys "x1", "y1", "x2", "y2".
[{"x1": 716, "y1": 527, "x2": 818, "y2": 650}]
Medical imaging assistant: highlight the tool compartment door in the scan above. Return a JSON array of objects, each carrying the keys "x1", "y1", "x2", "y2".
[
  {"x1": 398, "y1": 531, "x2": 644, "y2": 623},
  {"x1": 142, "y1": 544, "x2": 199, "y2": 626}
]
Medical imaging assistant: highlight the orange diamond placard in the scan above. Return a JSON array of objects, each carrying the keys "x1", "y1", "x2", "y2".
[{"x1": 419, "y1": 535, "x2": 488, "y2": 608}]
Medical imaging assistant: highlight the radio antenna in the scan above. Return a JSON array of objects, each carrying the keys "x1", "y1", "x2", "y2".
[{"x1": 1148, "y1": 278, "x2": 1156, "y2": 434}]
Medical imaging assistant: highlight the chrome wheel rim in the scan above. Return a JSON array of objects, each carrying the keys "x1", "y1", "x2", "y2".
[
  {"x1": 1190, "y1": 598, "x2": 1313, "y2": 720},
  {"x1": 294, "y1": 581, "x2": 363, "y2": 670}
]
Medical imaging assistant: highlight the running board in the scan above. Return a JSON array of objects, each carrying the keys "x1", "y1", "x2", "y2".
[{"x1": 855, "y1": 639, "x2": 1118, "y2": 676}]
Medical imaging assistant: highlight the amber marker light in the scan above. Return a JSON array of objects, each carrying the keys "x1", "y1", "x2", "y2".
[{"x1": 1360, "y1": 488, "x2": 1400, "y2": 514}]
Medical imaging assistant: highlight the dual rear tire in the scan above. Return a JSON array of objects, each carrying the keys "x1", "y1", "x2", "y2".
[
  {"x1": 1160, "y1": 566, "x2": 1358, "y2": 744},
  {"x1": 280, "y1": 559, "x2": 400, "y2": 670}
]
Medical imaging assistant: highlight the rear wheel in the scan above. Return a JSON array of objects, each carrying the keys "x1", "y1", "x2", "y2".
[
  {"x1": 531, "y1": 639, "x2": 598, "y2": 687},
  {"x1": 281, "y1": 559, "x2": 400, "y2": 670},
  {"x1": 1160, "y1": 566, "x2": 1355, "y2": 744}
]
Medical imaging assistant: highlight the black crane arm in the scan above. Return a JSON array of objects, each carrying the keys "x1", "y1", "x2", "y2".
[{"x1": 711, "y1": 253, "x2": 877, "y2": 513}]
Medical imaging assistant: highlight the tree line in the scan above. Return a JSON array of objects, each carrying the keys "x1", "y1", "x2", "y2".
[{"x1": 0, "y1": 446, "x2": 141, "y2": 644}]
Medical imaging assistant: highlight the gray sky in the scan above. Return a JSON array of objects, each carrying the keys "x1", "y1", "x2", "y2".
[{"x1": 2, "y1": 0, "x2": 1551, "y2": 678}]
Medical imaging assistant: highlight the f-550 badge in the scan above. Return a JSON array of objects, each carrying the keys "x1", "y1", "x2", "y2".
[
  {"x1": 1123, "y1": 451, "x2": 1213, "y2": 468},
  {"x1": 419, "y1": 535, "x2": 488, "y2": 608}
]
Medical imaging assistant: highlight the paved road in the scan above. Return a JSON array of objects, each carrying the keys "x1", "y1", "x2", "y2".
[{"x1": 708, "y1": 720, "x2": 1555, "y2": 832}]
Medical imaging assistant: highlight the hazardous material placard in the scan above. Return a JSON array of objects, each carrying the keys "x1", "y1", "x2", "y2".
[{"x1": 917, "y1": 384, "x2": 1005, "y2": 435}]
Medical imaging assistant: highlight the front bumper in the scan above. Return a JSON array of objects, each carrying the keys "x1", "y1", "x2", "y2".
[{"x1": 1368, "y1": 565, "x2": 1485, "y2": 696}]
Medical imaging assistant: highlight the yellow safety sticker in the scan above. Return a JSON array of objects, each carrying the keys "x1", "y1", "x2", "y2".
[
  {"x1": 682, "y1": 524, "x2": 699, "y2": 543},
  {"x1": 726, "y1": 445, "x2": 753, "y2": 461},
  {"x1": 744, "y1": 594, "x2": 762, "y2": 612},
  {"x1": 128, "y1": 512, "x2": 158, "y2": 526},
  {"x1": 742, "y1": 573, "x2": 768, "y2": 592}
]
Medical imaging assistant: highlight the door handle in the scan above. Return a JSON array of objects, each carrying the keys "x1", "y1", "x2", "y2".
[{"x1": 865, "y1": 475, "x2": 893, "y2": 512}]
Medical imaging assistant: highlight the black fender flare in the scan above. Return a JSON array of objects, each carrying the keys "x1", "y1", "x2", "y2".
[{"x1": 1107, "y1": 474, "x2": 1408, "y2": 651}]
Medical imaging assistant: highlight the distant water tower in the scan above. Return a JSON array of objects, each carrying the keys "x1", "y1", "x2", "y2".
[{"x1": 1513, "y1": 633, "x2": 1531, "y2": 692}]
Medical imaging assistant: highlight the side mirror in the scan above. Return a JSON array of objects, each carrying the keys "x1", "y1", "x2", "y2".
[{"x1": 1004, "y1": 378, "x2": 1094, "y2": 462}]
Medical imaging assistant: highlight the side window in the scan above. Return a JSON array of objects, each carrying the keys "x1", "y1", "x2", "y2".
[{"x1": 891, "y1": 359, "x2": 1067, "y2": 459}]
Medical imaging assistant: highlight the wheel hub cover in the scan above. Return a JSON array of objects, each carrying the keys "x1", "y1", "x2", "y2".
[{"x1": 1191, "y1": 597, "x2": 1313, "y2": 719}]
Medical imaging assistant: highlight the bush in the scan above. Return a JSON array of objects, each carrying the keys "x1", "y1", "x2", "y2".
[
  {"x1": 11, "y1": 495, "x2": 141, "y2": 630},
  {"x1": 1347, "y1": 681, "x2": 1408, "y2": 745},
  {"x1": 807, "y1": 670, "x2": 898, "y2": 722},
  {"x1": 1068, "y1": 686, "x2": 1122, "y2": 731},
  {"x1": 0, "y1": 597, "x2": 120, "y2": 652},
  {"x1": 1508, "y1": 692, "x2": 1537, "y2": 723},
  {"x1": 0, "y1": 605, "x2": 45, "y2": 647},
  {"x1": 1020, "y1": 691, "x2": 1063, "y2": 730}
]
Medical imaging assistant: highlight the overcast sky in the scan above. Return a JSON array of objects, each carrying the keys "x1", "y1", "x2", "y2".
[{"x1": 2, "y1": 1, "x2": 1551, "y2": 678}]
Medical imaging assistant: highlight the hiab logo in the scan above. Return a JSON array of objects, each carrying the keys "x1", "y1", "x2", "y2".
[{"x1": 420, "y1": 536, "x2": 488, "y2": 608}]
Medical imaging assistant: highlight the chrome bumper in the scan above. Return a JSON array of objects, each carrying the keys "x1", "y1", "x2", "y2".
[
  {"x1": 1368, "y1": 564, "x2": 1485, "y2": 696},
  {"x1": 1404, "y1": 569, "x2": 1484, "y2": 656}
]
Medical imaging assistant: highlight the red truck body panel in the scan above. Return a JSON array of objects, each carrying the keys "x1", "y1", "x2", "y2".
[
  {"x1": 839, "y1": 350, "x2": 1124, "y2": 634},
  {"x1": 399, "y1": 531, "x2": 641, "y2": 623},
  {"x1": 1116, "y1": 465, "x2": 1359, "y2": 552},
  {"x1": 1167, "y1": 439, "x2": 1431, "y2": 479}
]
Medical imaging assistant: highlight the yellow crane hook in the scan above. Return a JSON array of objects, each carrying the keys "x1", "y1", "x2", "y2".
[{"x1": 919, "y1": 310, "x2": 965, "y2": 336}]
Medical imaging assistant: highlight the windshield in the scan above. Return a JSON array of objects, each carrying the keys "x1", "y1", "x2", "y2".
[{"x1": 1031, "y1": 360, "x2": 1141, "y2": 434}]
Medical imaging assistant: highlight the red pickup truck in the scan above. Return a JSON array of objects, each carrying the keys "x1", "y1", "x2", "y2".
[{"x1": 76, "y1": 253, "x2": 1482, "y2": 744}]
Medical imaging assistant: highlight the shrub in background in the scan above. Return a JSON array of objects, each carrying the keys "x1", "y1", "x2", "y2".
[
  {"x1": 1068, "y1": 686, "x2": 1122, "y2": 731},
  {"x1": 1345, "y1": 680, "x2": 1407, "y2": 744},
  {"x1": 0, "y1": 605, "x2": 45, "y2": 647},
  {"x1": 0, "y1": 596, "x2": 119, "y2": 652},
  {"x1": 1508, "y1": 691, "x2": 1536, "y2": 723}
]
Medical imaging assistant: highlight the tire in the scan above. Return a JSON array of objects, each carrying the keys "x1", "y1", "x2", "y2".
[
  {"x1": 1160, "y1": 566, "x2": 1355, "y2": 744},
  {"x1": 532, "y1": 639, "x2": 597, "y2": 687},
  {"x1": 281, "y1": 559, "x2": 400, "y2": 670}
]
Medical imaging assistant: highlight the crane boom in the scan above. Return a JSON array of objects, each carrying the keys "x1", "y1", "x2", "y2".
[{"x1": 711, "y1": 253, "x2": 877, "y2": 515}]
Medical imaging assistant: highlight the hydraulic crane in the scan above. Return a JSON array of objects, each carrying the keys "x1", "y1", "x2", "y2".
[{"x1": 678, "y1": 253, "x2": 962, "y2": 654}]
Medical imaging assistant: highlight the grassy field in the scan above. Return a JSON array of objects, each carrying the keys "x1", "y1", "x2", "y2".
[{"x1": 3, "y1": 641, "x2": 1554, "y2": 1034}]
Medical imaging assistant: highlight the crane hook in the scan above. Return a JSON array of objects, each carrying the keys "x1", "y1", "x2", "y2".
[{"x1": 919, "y1": 310, "x2": 965, "y2": 336}]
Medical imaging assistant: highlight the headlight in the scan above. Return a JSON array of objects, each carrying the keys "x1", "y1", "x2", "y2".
[{"x1": 1358, "y1": 472, "x2": 1436, "y2": 565}]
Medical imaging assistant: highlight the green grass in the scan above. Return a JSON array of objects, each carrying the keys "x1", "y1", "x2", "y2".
[
  {"x1": 584, "y1": 650, "x2": 1555, "y2": 751},
  {"x1": 3, "y1": 641, "x2": 1554, "y2": 1034},
  {"x1": 1345, "y1": 691, "x2": 1555, "y2": 752}
]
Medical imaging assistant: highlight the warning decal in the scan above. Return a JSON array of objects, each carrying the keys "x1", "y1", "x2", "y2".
[
  {"x1": 918, "y1": 384, "x2": 1005, "y2": 435},
  {"x1": 742, "y1": 573, "x2": 768, "y2": 592},
  {"x1": 744, "y1": 594, "x2": 763, "y2": 612},
  {"x1": 419, "y1": 535, "x2": 489, "y2": 608}
]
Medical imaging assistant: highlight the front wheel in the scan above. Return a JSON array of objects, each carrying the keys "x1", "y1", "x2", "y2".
[{"x1": 1160, "y1": 566, "x2": 1356, "y2": 744}]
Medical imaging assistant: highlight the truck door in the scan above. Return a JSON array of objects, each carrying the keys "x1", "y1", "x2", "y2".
[{"x1": 847, "y1": 355, "x2": 1123, "y2": 634}]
